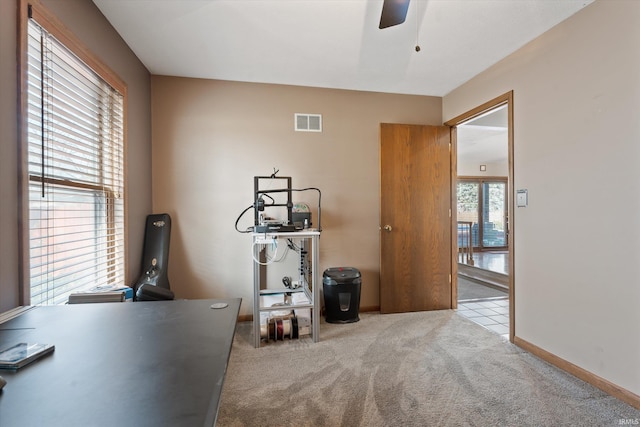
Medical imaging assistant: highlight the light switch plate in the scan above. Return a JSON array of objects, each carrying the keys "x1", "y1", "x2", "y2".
[{"x1": 516, "y1": 189, "x2": 528, "y2": 207}]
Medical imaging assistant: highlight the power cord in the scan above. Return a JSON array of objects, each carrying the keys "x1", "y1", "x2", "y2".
[{"x1": 234, "y1": 194, "x2": 277, "y2": 233}]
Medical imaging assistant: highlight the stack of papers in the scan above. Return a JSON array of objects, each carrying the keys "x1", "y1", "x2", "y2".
[
  {"x1": 0, "y1": 343, "x2": 55, "y2": 370},
  {"x1": 68, "y1": 285, "x2": 133, "y2": 304}
]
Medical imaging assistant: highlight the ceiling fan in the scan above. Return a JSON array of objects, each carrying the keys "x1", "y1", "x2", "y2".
[{"x1": 379, "y1": 0, "x2": 411, "y2": 29}]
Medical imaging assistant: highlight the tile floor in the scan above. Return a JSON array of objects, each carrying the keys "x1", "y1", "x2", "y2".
[
  {"x1": 457, "y1": 250, "x2": 510, "y2": 339},
  {"x1": 456, "y1": 297, "x2": 510, "y2": 340}
]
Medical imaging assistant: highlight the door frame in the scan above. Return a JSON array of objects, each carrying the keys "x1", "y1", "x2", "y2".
[{"x1": 444, "y1": 91, "x2": 515, "y2": 342}]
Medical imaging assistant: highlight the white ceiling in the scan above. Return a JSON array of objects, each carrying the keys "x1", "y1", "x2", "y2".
[
  {"x1": 457, "y1": 104, "x2": 508, "y2": 165},
  {"x1": 92, "y1": 0, "x2": 594, "y2": 97}
]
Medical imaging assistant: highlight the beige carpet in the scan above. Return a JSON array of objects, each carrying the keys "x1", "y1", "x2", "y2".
[{"x1": 217, "y1": 310, "x2": 640, "y2": 426}]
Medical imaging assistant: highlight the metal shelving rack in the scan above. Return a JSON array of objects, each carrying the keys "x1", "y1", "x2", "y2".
[{"x1": 252, "y1": 230, "x2": 320, "y2": 348}]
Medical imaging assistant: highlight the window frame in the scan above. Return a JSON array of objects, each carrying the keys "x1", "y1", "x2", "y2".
[
  {"x1": 17, "y1": 0, "x2": 128, "y2": 305},
  {"x1": 457, "y1": 176, "x2": 509, "y2": 250}
]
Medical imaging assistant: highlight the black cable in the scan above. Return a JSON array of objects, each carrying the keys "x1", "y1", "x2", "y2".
[
  {"x1": 234, "y1": 204, "x2": 254, "y2": 233},
  {"x1": 262, "y1": 193, "x2": 275, "y2": 204},
  {"x1": 287, "y1": 238, "x2": 301, "y2": 252},
  {"x1": 234, "y1": 197, "x2": 278, "y2": 233}
]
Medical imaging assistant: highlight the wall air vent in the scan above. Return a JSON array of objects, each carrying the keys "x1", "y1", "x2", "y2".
[{"x1": 295, "y1": 113, "x2": 322, "y2": 132}]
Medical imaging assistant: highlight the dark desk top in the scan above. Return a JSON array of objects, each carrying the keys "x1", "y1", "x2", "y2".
[{"x1": 0, "y1": 298, "x2": 241, "y2": 427}]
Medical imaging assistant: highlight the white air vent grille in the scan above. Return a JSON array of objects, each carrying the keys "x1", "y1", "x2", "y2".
[{"x1": 295, "y1": 113, "x2": 322, "y2": 132}]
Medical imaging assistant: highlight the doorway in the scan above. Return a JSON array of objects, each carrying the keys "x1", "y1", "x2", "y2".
[{"x1": 445, "y1": 92, "x2": 514, "y2": 342}]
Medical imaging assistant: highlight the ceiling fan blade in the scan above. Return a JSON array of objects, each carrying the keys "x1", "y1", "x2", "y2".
[{"x1": 379, "y1": 0, "x2": 410, "y2": 29}]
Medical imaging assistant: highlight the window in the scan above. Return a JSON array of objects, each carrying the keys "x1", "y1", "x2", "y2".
[
  {"x1": 457, "y1": 178, "x2": 508, "y2": 250},
  {"x1": 20, "y1": 3, "x2": 126, "y2": 305}
]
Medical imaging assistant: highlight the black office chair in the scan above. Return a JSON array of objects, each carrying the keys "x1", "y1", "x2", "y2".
[{"x1": 133, "y1": 213, "x2": 175, "y2": 301}]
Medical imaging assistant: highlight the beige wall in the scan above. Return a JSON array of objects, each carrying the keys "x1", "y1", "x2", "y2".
[
  {"x1": 445, "y1": 0, "x2": 640, "y2": 396},
  {"x1": 457, "y1": 160, "x2": 508, "y2": 177},
  {"x1": 151, "y1": 77, "x2": 442, "y2": 316},
  {"x1": 0, "y1": 0, "x2": 152, "y2": 310}
]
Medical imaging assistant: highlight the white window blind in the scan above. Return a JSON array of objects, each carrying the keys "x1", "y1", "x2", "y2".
[{"x1": 26, "y1": 18, "x2": 125, "y2": 305}]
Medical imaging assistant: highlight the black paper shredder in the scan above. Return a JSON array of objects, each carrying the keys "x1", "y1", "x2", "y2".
[{"x1": 323, "y1": 267, "x2": 361, "y2": 323}]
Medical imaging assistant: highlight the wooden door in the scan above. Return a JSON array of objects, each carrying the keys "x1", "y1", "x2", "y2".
[{"x1": 380, "y1": 123, "x2": 452, "y2": 313}]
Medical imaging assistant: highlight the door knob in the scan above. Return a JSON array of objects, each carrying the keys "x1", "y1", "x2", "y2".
[{"x1": 383, "y1": 225, "x2": 392, "y2": 232}]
